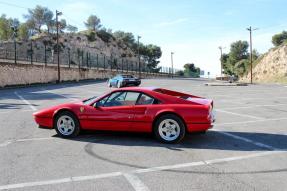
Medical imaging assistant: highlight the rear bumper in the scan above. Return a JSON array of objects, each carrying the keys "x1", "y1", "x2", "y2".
[
  {"x1": 122, "y1": 81, "x2": 141, "y2": 86},
  {"x1": 34, "y1": 116, "x2": 53, "y2": 129},
  {"x1": 187, "y1": 123, "x2": 213, "y2": 133}
]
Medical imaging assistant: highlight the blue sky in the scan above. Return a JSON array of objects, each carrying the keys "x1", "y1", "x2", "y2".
[{"x1": 1, "y1": 0, "x2": 287, "y2": 76}]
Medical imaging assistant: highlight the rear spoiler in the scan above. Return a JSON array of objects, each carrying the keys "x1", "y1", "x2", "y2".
[{"x1": 154, "y1": 88, "x2": 201, "y2": 98}]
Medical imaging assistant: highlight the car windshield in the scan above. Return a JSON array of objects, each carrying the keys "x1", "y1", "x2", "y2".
[
  {"x1": 122, "y1": 75, "x2": 134, "y2": 78},
  {"x1": 82, "y1": 96, "x2": 98, "y2": 105}
]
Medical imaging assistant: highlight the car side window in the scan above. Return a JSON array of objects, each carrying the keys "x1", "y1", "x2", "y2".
[
  {"x1": 124, "y1": 92, "x2": 141, "y2": 106},
  {"x1": 103, "y1": 91, "x2": 140, "y2": 107},
  {"x1": 136, "y1": 94, "x2": 156, "y2": 105},
  {"x1": 97, "y1": 95, "x2": 111, "y2": 107}
]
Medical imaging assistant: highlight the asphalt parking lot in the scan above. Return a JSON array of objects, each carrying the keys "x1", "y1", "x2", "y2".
[{"x1": 0, "y1": 78, "x2": 287, "y2": 191}]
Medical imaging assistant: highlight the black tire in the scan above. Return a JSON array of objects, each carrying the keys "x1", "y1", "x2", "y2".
[
  {"x1": 153, "y1": 114, "x2": 186, "y2": 144},
  {"x1": 54, "y1": 111, "x2": 80, "y2": 138}
]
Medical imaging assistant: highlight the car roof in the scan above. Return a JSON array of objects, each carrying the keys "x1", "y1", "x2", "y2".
[
  {"x1": 103, "y1": 87, "x2": 207, "y2": 105},
  {"x1": 115, "y1": 87, "x2": 158, "y2": 92}
]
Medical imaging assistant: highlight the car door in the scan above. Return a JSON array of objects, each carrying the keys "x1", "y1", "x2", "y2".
[
  {"x1": 131, "y1": 93, "x2": 159, "y2": 132},
  {"x1": 111, "y1": 76, "x2": 117, "y2": 86},
  {"x1": 83, "y1": 91, "x2": 141, "y2": 131}
]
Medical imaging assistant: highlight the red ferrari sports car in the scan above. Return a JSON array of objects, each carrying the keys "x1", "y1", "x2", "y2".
[{"x1": 33, "y1": 87, "x2": 215, "y2": 143}]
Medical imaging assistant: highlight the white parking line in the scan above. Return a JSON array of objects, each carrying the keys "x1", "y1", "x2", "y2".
[
  {"x1": 215, "y1": 117, "x2": 287, "y2": 126},
  {"x1": 0, "y1": 151, "x2": 284, "y2": 190},
  {"x1": 14, "y1": 92, "x2": 37, "y2": 111},
  {"x1": 219, "y1": 103, "x2": 287, "y2": 110},
  {"x1": 43, "y1": 89, "x2": 80, "y2": 101},
  {"x1": 123, "y1": 173, "x2": 150, "y2": 191},
  {"x1": 0, "y1": 137, "x2": 54, "y2": 148},
  {"x1": 213, "y1": 130, "x2": 277, "y2": 150},
  {"x1": 215, "y1": 109, "x2": 264, "y2": 120},
  {"x1": 0, "y1": 172, "x2": 122, "y2": 191},
  {"x1": 0, "y1": 109, "x2": 32, "y2": 114}
]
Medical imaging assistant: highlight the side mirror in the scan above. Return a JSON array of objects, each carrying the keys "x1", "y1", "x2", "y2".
[{"x1": 93, "y1": 102, "x2": 99, "y2": 108}]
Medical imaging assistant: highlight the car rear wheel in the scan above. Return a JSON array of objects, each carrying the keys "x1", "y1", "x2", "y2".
[
  {"x1": 54, "y1": 111, "x2": 80, "y2": 138},
  {"x1": 154, "y1": 114, "x2": 185, "y2": 143}
]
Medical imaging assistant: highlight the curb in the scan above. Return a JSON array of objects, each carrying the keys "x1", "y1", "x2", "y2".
[{"x1": 0, "y1": 78, "x2": 108, "y2": 91}]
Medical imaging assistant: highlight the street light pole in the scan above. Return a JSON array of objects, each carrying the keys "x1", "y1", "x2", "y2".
[
  {"x1": 11, "y1": 25, "x2": 18, "y2": 64},
  {"x1": 137, "y1": 35, "x2": 141, "y2": 78},
  {"x1": 56, "y1": 10, "x2": 62, "y2": 83},
  {"x1": 218, "y1": 46, "x2": 225, "y2": 80},
  {"x1": 246, "y1": 26, "x2": 258, "y2": 84},
  {"x1": 171, "y1": 52, "x2": 174, "y2": 78}
]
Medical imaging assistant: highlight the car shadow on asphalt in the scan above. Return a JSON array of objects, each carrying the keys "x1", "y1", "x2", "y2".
[
  {"x1": 52, "y1": 130, "x2": 287, "y2": 151},
  {"x1": 0, "y1": 102, "x2": 39, "y2": 109},
  {"x1": 50, "y1": 130, "x2": 287, "y2": 175}
]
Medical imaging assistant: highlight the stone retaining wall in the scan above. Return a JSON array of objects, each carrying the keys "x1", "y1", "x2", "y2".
[{"x1": 0, "y1": 61, "x2": 168, "y2": 88}]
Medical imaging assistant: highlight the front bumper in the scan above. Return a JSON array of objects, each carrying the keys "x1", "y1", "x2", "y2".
[{"x1": 34, "y1": 116, "x2": 53, "y2": 129}]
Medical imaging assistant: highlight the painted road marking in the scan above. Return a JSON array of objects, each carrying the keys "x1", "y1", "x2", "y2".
[
  {"x1": 215, "y1": 117, "x2": 287, "y2": 126},
  {"x1": 0, "y1": 172, "x2": 122, "y2": 191},
  {"x1": 42, "y1": 89, "x2": 80, "y2": 101},
  {"x1": 123, "y1": 173, "x2": 150, "y2": 191},
  {"x1": 215, "y1": 109, "x2": 264, "y2": 120},
  {"x1": 213, "y1": 130, "x2": 277, "y2": 150},
  {"x1": 0, "y1": 151, "x2": 285, "y2": 190},
  {"x1": 219, "y1": 103, "x2": 287, "y2": 110},
  {"x1": 14, "y1": 92, "x2": 37, "y2": 111},
  {"x1": 0, "y1": 137, "x2": 55, "y2": 148},
  {"x1": 0, "y1": 109, "x2": 32, "y2": 114}
]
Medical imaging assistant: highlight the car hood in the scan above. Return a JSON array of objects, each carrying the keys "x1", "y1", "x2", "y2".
[{"x1": 33, "y1": 101, "x2": 83, "y2": 118}]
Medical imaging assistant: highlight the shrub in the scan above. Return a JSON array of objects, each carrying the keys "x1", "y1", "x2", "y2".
[{"x1": 96, "y1": 29, "x2": 114, "y2": 43}]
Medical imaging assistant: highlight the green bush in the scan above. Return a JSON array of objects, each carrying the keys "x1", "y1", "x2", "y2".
[
  {"x1": 85, "y1": 30, "x2": 96, "y2": 42},
  {"x1": 96, "y1": 30, "x2": 114, "y2": 43},
  {"x1": 272, "y1": 31, "x2": 287, "y2": 47}
]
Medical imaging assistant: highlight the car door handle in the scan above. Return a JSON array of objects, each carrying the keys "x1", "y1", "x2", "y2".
[{"x1": 134, "y1": 107, "x2": 147, "y2": 114}]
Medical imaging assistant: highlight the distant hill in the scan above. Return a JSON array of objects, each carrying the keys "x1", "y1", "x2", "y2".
[{"x1": 241, "y1": 43, "x2": 287, "y2": 83}]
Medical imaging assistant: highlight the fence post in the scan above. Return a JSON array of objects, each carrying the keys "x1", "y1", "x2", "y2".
[
  {"x1": 96, "y1": 54, "x2": 99, "y2": 70},
  {"x1": 89, "y1": 53, "x2": 91, "y2": 68},
  {"x1": 14, "y1": 40, "x2": 17, "y2": 64},
  {"x1": 103, "y1": 55, "x2": 106, "y2": 71},
  {"x1": 30, "y1": 40, "x2": 33, "y2": 65},
  {"x1": 81, "y1": 50, "x2": 84, "y2": 69},
  {"x1": 110, "y1": 56, "x2": 112, "y2": 72},
  {"x1": 86, "y1": 52, "x2": 88, "y2": 68},
  {"x1": 44, "y1": 44, "x2": 47, "y2": 66},
  {"x1": 68, "y1": 48, "x2": 71, "y2": 68},
  {"x1": 127, "y1": 61, "x2": 129, "y2": 73},
  {"x1": 122, "y1": 58, "x2": 124, "y2": 73}
]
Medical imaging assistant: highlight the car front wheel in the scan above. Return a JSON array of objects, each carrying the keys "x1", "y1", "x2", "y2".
[
  {"x1": 154, "y1": 114, "x2": 185, "y2": 143},
  {"x1": 54, "y1": 111, "x2": 80, "y2": 138}
]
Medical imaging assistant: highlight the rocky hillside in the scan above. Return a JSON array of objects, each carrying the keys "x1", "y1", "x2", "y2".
[
  {"x1": 0, "y1": 32, "x2": 138, "y2": 67},
  {"x1": 241, "y1": 44, "x2": 287, "y2": 83}
]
